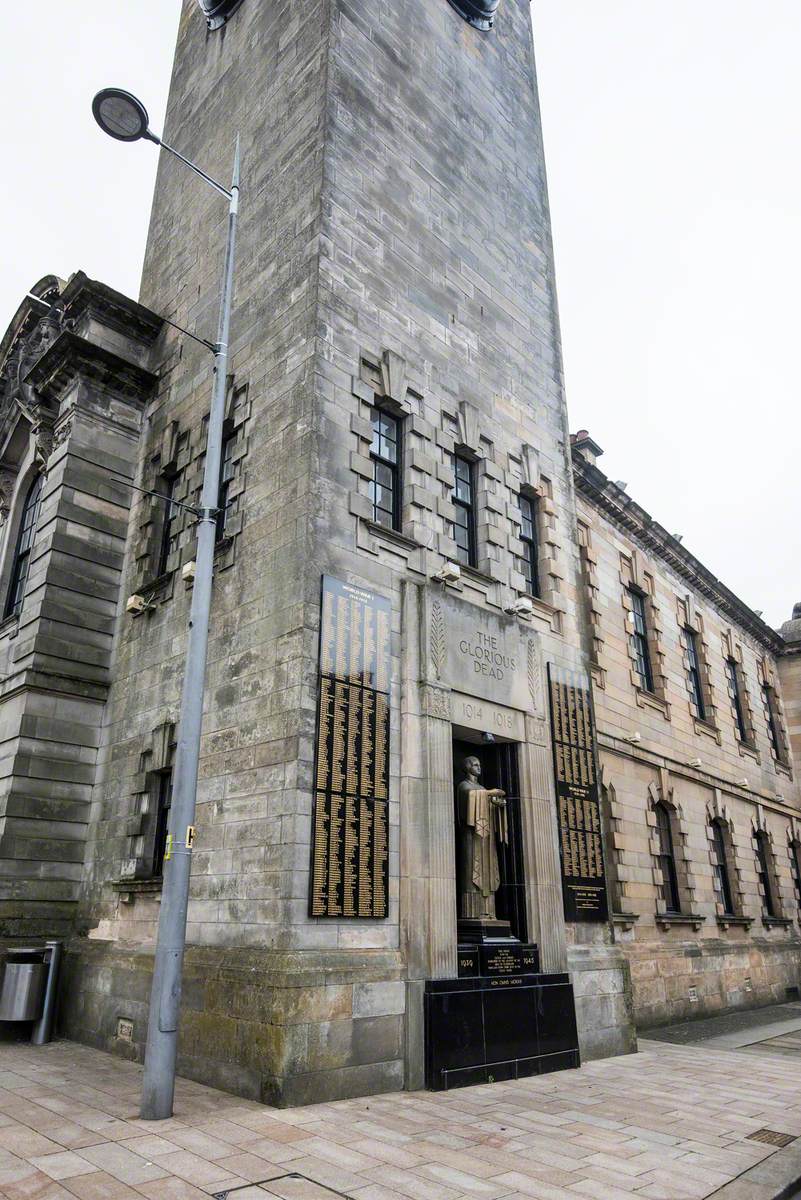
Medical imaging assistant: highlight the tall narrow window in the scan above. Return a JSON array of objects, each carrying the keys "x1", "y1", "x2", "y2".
[
  {"x1": 762, "y1": 684, "x2": 786, "y2": 764},
  {"x1": 452, "y1": 455, "x2": 477, "y2": 568},
  {"x1": 755, "y1": 830, "x2": 777, "y2": 918},
  {"x1": 710, "y1": 820, "x2": 735, "y2": 916},
  {"x1": 4, "y1": 474, "x2": 43, "y2": 619},
  {"x1": 216, "y1": 431, "x2": 236, "y2": 541},
  {"x1": 682, "y1": 627, "x2": 706, "y2": 720},
  {"x1": 655, "y1": 802, "x2": 680, "y2": 913},
  {"x1": 152, "y1": 770, "x2": 173, "y2": 877},
  {"x1": 726, "y1": 657, "x2": 748, "y2": 742},
  {"x1": 368, "y1": 407, "x2": 401, "y2": 530},
  {"x1": 790, "y1": 840, "x2": 801, "y2": 913},
  {"x1": 629, "y1": 588, "x2": 654, "y2": 693},
  {"x1": 157, "y1": 476, "x2": 180, "y2": 577},
  {"x1": 518, "y1": 494, "x2": 540, "y2": 598}
]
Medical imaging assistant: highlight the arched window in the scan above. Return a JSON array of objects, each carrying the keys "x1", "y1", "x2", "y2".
[
  {"x1": 755, "y1": 829, "x2": 777, "y2": 918},
  {"x1": 655, "y1": 802, "x2": 680, "y2": 913},
  {"x1": 4, "y1": 474, "x2": 43, "y2": 619},
  {"x1": 710, "y1": 819, "x2": 735, "y2": 916}
]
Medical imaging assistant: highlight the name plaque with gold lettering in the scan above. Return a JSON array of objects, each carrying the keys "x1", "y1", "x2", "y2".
[
  {"x1": 547, "y1": 664, "x2": 608, "y2": 922},
  {"x1": 309, "y1": 576, "x2": 391, "y2": 918}
]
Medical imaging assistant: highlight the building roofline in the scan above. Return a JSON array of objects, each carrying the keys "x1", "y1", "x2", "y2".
[{"x1": 571, "y1": 448, "x2": 785, "y2": 654}]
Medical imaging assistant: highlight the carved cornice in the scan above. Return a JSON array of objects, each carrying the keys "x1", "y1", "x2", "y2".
[
  {"x1": 26, "y1": 331, "x2": 159, "y2": 407},
  {"x1": 572, "y1": 450, "x2": 784, "y2": 655}
]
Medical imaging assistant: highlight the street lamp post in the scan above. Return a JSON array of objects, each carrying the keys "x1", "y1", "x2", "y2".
[{"x1": 93, "y1": 88, "x2": 241, "y2": 1120}]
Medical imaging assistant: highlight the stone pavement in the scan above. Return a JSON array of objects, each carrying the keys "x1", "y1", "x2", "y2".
[{"x1": 1, "y1": 1036, "x2": 801, "y2": 1200}]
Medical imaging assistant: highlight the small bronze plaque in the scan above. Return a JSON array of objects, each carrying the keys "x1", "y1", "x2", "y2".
[{"x1": 746, "y1": 1129, "x2": 796, "y2": 1148}]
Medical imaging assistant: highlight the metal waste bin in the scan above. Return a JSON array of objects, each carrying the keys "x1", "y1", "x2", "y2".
[
  {"x1": 0, "y1": 941, "x2": 62, "y2": 1042},
  {"x1": 0, "y1": 949, "x2": 47, "y2": 1021}
]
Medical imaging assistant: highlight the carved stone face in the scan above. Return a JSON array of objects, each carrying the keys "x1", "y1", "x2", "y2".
[{"x1": 463, "y1": 755, "x2": 481, "y2": 780}]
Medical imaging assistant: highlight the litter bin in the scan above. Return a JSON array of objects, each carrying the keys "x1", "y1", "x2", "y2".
[
  {"x1": 0, "y1": 941, "x2": 62, "y2": 1043},
  {"x1": 0, "y1": 949, "x2": 47, "y2": 1021}
]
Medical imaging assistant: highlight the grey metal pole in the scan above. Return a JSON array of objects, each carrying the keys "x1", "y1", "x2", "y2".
[{"x1": 140, "y1": 138, "x2": 240, "y2": 1121}]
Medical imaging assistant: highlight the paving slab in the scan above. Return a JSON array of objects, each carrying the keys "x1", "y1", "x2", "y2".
[{"x1": 0, "y1": 1038, "x2": 800, "y2": 1200}]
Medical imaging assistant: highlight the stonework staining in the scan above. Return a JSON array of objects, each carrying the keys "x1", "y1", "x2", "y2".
[{"x1": 0, "y1": 0, "x2": 797, "y2": 1106}]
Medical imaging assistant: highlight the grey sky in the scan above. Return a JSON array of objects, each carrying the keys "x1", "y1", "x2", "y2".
[{"x1": 1, "y1": 2, "x2": 797, "y2": 627}]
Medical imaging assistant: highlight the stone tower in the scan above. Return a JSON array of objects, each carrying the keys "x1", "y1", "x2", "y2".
[{"x1": 60, "y1": 0, "x2": 634, "y2": 1103}]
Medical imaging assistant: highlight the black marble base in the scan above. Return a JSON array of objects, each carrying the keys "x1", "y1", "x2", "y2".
[
  {"x1": 425, "y1": 971, "x2": 579, "y2": 1091},
  {"x1": 458, "y1": 918, "x2": 514, "y2": 944}
]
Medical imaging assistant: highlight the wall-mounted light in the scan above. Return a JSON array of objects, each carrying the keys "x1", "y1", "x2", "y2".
[
  {"x1": 446, "y1": 0, "x2": 499, "y2": 32},
  {"x1": 196, "y1": 0, "x2": 245, "y2": 31}
]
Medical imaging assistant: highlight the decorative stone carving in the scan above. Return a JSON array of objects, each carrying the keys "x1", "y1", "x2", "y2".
[
  {"x1": 0, "y1": 468, "x2": 17, "y2": 523},
  {"x1": 430, "y1": 599, "x2": 446, "y2": 681},
  {"x1": 379, "y1": 348, "x2": 407, "y2": 405},
  {"x1": 421, "y1": 683, "x2": 451, "y2": 721},
  {"x1": 527, "y1": 638, "x2": 543, "y2": 713}
]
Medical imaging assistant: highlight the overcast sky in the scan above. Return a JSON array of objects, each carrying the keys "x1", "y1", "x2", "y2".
[{"x1": 1, "y1": 2, "x2": 797, "y2": 627}]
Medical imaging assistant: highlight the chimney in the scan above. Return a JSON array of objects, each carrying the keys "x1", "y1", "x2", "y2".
[{"x1": 571, "y1": 430, "x2": 604, "y2": 467}]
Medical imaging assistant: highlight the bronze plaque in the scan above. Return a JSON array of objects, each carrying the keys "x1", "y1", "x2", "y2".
[
  {"x1": 309, "y1": 576, "x2": 391, "y2": 918},
  {"x1": 547, "y1": 665, "x2": 608, "y2": 922}
]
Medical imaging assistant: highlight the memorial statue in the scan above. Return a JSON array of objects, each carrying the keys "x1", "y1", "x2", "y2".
[{"x1": 456, "y1": 755, "x2": 507, "y2": 923}]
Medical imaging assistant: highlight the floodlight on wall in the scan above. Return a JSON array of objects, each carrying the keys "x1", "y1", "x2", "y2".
[
  {"x1": 196, "y1": 0, "x2": 245, "y2": 30},
  {"x1": 688, "y1": 758, "x2": 702, "y2": 768},
  {"x1": 504, "y1": 596, "x2": 534, "y2": 618},
  {"x1": 432, "y1": 561, "x2": 461, "y2": 585},
  {"x1": 446, "y1": 0, "x2": 500, "y2": 31},
  {"x1": 623, "y1": 732, "x2": 641, "y2": 744}
]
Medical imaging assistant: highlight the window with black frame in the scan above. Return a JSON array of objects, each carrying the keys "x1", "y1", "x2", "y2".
[
  {"x1": 710, "y1": 819, "x2": 735, "y2": 915},
  {"x1": 157, "y1": 475, "x2": 180, "y2": 577},
  {"x1": 4, "y1": 474, "x2": 44, "y2": 620},
  {"x1": 368, "y1": 407, "x2": 401, "y2": 530},
  {"x1": 791, "y1": 840, "x2": 801, "y2": 914},
  {"x1": 152, "y1": 770, "x2": 173, "y2": 877},
  {"x1": 682, "y1": 627, "x2": 706, "y2": 720},
  {"x1": 726, "y1": 657, "x2": 749, "y2": 742},
  {"x1": 755, "y1": 829, "x2": 777, "y2": 918},
  {"x1": 629, "y1": 588, "x2": 654, "y2": 693},
  {"x1": 518, "y1": 493, "x2": 540, "y2": 598},
  {"x1": 452, "y1": 454, "x2": 477, "y2": 567},
  {"x1": 762, "y1": 683, "x2": 787, "y2": 764},
  {"x1": 216, "y1": 430, "x2": 236, "y2": 541},
  {"x1": 655, "y1": 802, "x2": 681, "y2": 913}
]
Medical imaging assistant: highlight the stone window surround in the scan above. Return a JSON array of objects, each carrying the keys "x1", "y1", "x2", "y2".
[
  {"x1": 787, "y1": 820, "x2": 801, "y2": 921},
  {"x1": 599, "y1": 767, "x2": 631, "y2": 920},
  {"x1": 120, "y1": 718, "x2": 177, "y2": 884},
  {"x1": 677, "y1": 595, "x2": 719, "y2": 741},
  {"x1": 132, "y1": 378, "x2": 250, "y2": 597},
  {"x1": 576, "y1": 517, "x2": 604, "y2": 680},
  {"x1": 705, "y1": 791, "x2": 749, "y2": 926},
  {"x1": 0, "y1": 445, "x2": 40, "y2": 634},
  {"x1": 721, "y1": 628, "x2": 759, "y2": 759},
  {"x1": 620, "y1": 551, "x2": 670, "y2": 717},
  {"x1": 647, "y1": 771, "x2": 701, "y2": 924},
  {"x1": 751, "y1": 807, "x2": 789, "y2": 926},
  {"x1": 758, "y1": 657, "x2": 792, "y2": 776},
  {"x1": 508, "y1": 442, "x2": 564, "y2": 620}
]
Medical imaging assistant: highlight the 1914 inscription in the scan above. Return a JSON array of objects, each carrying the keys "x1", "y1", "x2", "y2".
[
  {"x1": 548, "y1": 665, "x2": 608, "y2": 922},
  {"x1": 310, "y1": 577, "x2": 391, "y2": 919}
]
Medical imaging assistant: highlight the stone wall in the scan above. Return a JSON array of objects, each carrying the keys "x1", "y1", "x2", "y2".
[{"x1": 573, "y1": 438, "x2": 801, "y2": 1028}]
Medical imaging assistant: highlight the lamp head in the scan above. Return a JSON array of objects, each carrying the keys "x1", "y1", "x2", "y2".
[
  {"x1": 196, "y1": 0, "x2": 245, "y2": 29},
  {"x1": 92, "y1": 89, "x2": 152, "y2": 143}
]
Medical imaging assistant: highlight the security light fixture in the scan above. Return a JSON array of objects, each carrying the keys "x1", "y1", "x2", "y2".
[
  {"x1": 92, "y1": 89, "x2": 154, "y2": 143},
  {"x1": 196, "y1": 0, "x2": 245, "y2": 30},
  {"x1": 446, "y1": 0, "x2": 499, "y2": 31}
]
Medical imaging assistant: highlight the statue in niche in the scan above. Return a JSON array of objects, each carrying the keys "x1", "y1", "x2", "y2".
[{"x1": 456, "y1": 755, "x2": 508, "y2": 923}]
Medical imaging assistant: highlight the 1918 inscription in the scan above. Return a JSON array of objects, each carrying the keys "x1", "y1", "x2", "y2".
[{"x1": 310, "y1": 577, "x2": 391, "y2": 919}]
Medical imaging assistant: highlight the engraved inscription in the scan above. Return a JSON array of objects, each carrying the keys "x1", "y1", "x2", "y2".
[
  {"x1": 310, "y1": 577, "x2": 391, "y2": 919},
  {"x1": 548, "y1": 664, "x2": 608, "y2": 923}
]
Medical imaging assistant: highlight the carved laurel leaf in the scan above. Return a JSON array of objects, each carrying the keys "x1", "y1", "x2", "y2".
[
  {"x1": 430, "y1": 600, "x2": 446, "y2": 681},
  {"x1": 527, "y1": 639, "x2": 542, "y2": 712}
]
